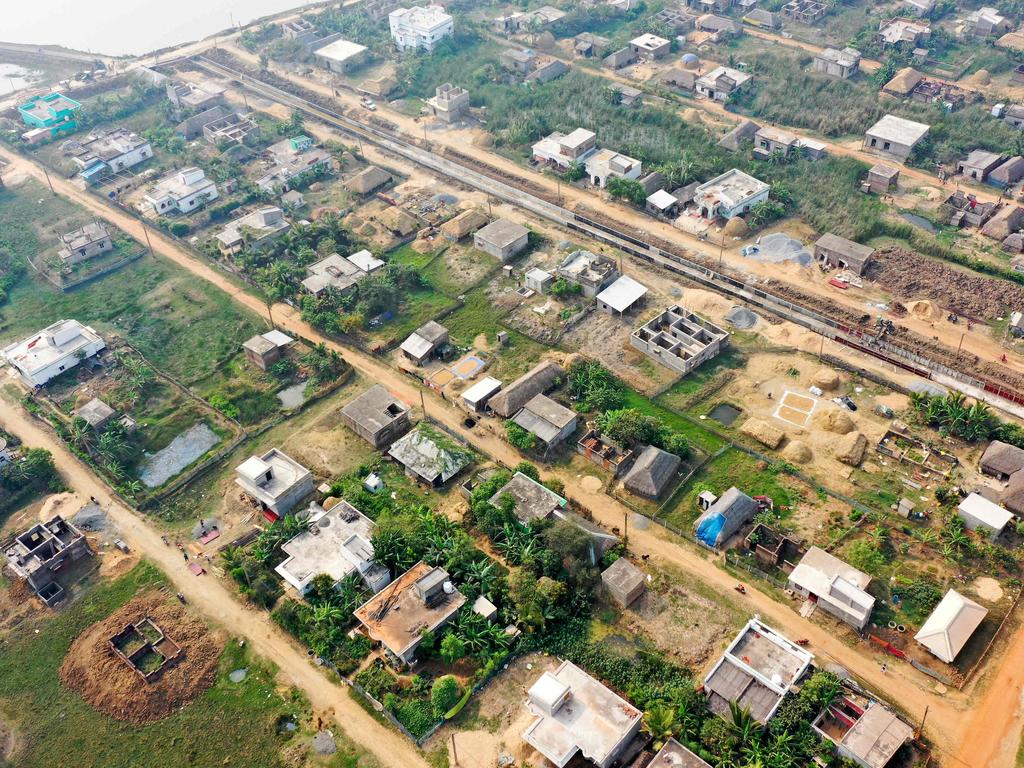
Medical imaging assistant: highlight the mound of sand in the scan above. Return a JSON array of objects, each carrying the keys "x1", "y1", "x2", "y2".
[
  {"x1": 474, "y1": 133, "x2": 495, "y2": 148},
  {"x1": 59, "y1": 591, "x2": 224, "y2": 725},
  {"x1": 723, "y1": 217, "x2": 749, "y2": 238},
  {"x1": 835, "y1": 431, "x2": 867, "y2": 466},
  {"x1": 683, "y1": 108, "x2": 704, "y2": 124},
  {"x1": 814, "y1": 409, "x2": 855, "y2": 434},
  {"x1": 359, "y1": 223, "x2": 377, "y2": 236},
  {"x1": 782, "y1": 440, "x2": 812, "y2": 464},
  {"x1": 812, "y1": 368, "x2": 840, "y2": 391},
  {"x1": 741, "y1": 418, "x2": 785, "y2": 449},
  {"x1": 969, "y1": 68, "x2": 991, "y2": 85},
  {"x1": 907, "y1": 299, "x2": 942, "y2": 321}
]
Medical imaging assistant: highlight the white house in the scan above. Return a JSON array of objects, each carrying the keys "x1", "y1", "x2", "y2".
[
  {"x1": 787, "y1": 546, "x2": 875, "y2": 630},
  {"x1": 585, "y1": 148, "x2": 642, "y2": 187},
  {"x1": 71, "y1": 128, "x2": 152, "y2": 183},
  {"x1": 143, "y1": 167, "x2": 218, "y2": 215},
  {"x1": 692, "y1": 168, "x2": 770, "y2": 219},
  {"x1": 2, "y1": 319, "x2": 106, "y2": 387},
  {"x1": 235, "y1": 448, "x2": 314, "y2": 517},
  {"x1": 696, "y1": 65, "x2": 751, "y2": 101},
  {"x1": 957, "y1": 493, "x2": 1014, "y2": 540},
  {"x1": 389, "y1": 5, "x2": 454, "y2": 52},
  {"x1": 531, "y1": 128, "x2": 598, "y2": 169},
  {"x1": 915, "y1": 589, "x2": 988, "y2": 663}
]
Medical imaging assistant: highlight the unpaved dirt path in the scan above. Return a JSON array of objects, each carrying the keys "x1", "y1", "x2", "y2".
[{"x1": 0, "y1": 399, "x2": 427, "y2": 768}]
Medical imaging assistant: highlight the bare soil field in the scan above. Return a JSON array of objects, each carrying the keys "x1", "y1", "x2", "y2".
[{"x1": 59, "y1": 591, "x2": 224, "y2": 724}]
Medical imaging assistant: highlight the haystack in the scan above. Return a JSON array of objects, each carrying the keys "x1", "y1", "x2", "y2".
[
  {"x1": 814, "y1": 409, "x2": 855, "y2": 434},
  {"x1": 969, "y1": 68, "x2": 991, "y2": 85},
  {"x1": 741, "y1": 418, "x2": 785, "y2": 449},
  {"x1": 811, "y1": 367, "x2": 840, "y2": 391},
  {"x1": 783, "y1": 440, "x2": 812, "y2": 464},
  {"x1": 835, "y1": 431, "x2": 867, "y2": 466},
  {"x1": 723, "y1": 217, "x2": 749, "y2": 238}
]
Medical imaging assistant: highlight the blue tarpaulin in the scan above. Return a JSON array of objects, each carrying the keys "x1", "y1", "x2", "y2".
[{"x1": 696, "y1": 513, "x2": 727, "y2": 548}]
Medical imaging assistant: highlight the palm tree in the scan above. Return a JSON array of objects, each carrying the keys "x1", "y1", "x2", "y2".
[
  {"x1": 642, "y1": 703, "x2": 677, "y2": 750},
  {"x1": 728, "y1": 701, "x2": 761, "y2": 748}
]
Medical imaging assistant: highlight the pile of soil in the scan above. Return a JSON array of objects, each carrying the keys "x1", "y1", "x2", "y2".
[
  {"x1": 968, "y1": 68, "x2": 991, "y2": 85},
  {"x1": 908, "y1": 299, "x2": 943, "y2": 321},
  {"x1": 834, "y1": 432, "x2": 867, "y2": 466},
  {"x1": 782, "y1": 440, "x2": 812, "y2": 464},
  {"x1": 814, "y1": 409, "x2": 855, "y2": 434},
  {"x1": 726, "y1": 306, "x2": 758, "y2": 329},
  {"x1": 59, "y1": 591, "x2": 223, "y2": 724},
  {"x1": 741, "y1": 418, "x2": 785, "y2": 449},
  {"x1": 811, "y1": 368, "x2": 840, "y2": 391},
  {"x1": 723, "y1": 217, "x2": 749, "y2": 238}
]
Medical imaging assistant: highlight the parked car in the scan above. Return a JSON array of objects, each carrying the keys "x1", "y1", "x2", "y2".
[{"x1": 833, "y1": 395, "x2": 857, "y2": 411}]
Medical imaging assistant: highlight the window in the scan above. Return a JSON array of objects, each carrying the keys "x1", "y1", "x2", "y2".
[
  {"x1": 869, "y1": 138, "x2": 877, "y2": 147},
  {"x1": 883, "y1": 142, "x2": 891, "y2": 150}
]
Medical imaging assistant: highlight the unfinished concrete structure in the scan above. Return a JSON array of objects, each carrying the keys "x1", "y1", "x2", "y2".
[
  {"x1": 703, "y1": 617, "x2": 814, "y2": 722},
  {"x1": 426, "y1": 83, "x2": 470, "y2": 123},
  {"x1": 3, "y1": 515, "x2": 91, "y2": 606},
  {"x1": 813, "y1": 689, "x2": 914, "y2": 768},
  {"x1": 787, "y1": 546, "x2": 875, "y2": 630},
  {"x1": 631, "y1": 305, "x2": 729, "y2": 375},
  {"x1": 58, "y1": 222, "x2": 113, "y2": 265},
  {"x1": 556, "y1": 250, "x2": 618, "y2": 298},
  {"x1": 109, "y1": 618, "x2": 181, "y2": 681},
  {"x1": 341, "y1": 384, "x2": 411, "y2": 448},
  {"x1": 601, "y1": 557, "x2": 646, "y2": 607},
  {"x1": 523, "y1": 659, "x2": 642, "y2": 768},
  {"x1": 354, "y1": 561, "x2": 466, "y2": 665},
  {"x1": 814, "y1": 47, "x2": 861, "y2": 78},
  {"x1": 235, "y1": 448, "x2": 314, "y2": 517},
  {"x1": 275, "y1": 501, "x2": 391, "y2": 595},
  {"x1": 814, "y1": 233, "x2": 875, "y2": 276},
  {"x1": 577, "y1": 429, "x2": 633, "y2": 476}
]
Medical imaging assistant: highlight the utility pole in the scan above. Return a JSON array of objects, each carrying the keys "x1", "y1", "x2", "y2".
[
  {"x1": 957, "y1": 332, "x2": 965, "y2": 359},
  {"x1": 450, "y1": 734, "x2": 459, "y2": 767},
  {"x1": 42, "y1": 166, "x2": 54, "y2": 194},
  {"x1": 487, "y1": 196, "x2": 492, "y2": 217},
  {"x1": 623, "y1": 510, "x2": 628, "y2": 553},
  {"x1": 140, "y1": 219, "x2": 153, "y2": 252},
  {"x1": 420, "y1": 388, "x2": 426, "y2": 418},
  {"x1": 265, "y1": 295, "x2": 275, "y2": 328}
]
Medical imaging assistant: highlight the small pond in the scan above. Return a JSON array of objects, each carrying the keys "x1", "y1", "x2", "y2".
[
  {"x1": 708, "y1": 403, "x2": 742, "y2": 427},
  {"x1": 901, "y1": 213, "x2": 936, "y2": 234},
  {"x1": 0, "y1": 63, "x2": 42, "y2": 96},
  {"x1": 139, "y1": 423, "x2": 219, "y2": 488},
  {"x1": 277, "y1": 380, "x2": 308, "y2": 409}
]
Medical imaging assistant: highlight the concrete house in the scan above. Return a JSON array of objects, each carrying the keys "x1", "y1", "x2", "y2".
[
  {"x1": 866, "y1": 163, "x2": 900, "y2": 193},
  {"x1": 354, "y1": 562, "x2": 466, "y2": 665},
  {"x1": 980, "y1": 440, "x2": 1024, "y2": 480},
  {"x1": 694, "y1": 486, "x2": 757, "y2": 548},
  {"x1": 958, "y1": 150, "x2": 1006, "y2": 182},
  {"x1": 877, "y1": 17, "x2": 931, "y2": 47},
  {"x1": 474, "y1": 218, "x2": 530, "y2": 261},
  {"x1": 696, "y1": 65, "x2": 751, "y2": 101},
  {"x1": 863, "y1": 114, "x2": 930, "y2": 162},
  {"x1": 753, "y1": 126, "x2": 799, "y2": 159},
  {"x1": 693, "y1": 169, "x2": 770, "y2": 219},
  {"x1": 166, "y1": 79, "x2": 225, "y2": 111},
  {"x1": 242, "y1": 329, "x2": 293, "y2": 371},
  {"x1": 512, "y1": 393, "x2": 578, "y2": 450},
  {"x1": 957, "y1": 493, "x2": 1014, "y2": 540},
  {"x1": 2, "y1": 319, "x2": 106, "y2": 387},
  {"x1": 532, "y1": 128, "x2": 598, "y2": 169},
  {"x1": 426, "y1": 82, "x2": 470, "y2": 123},
  {"x1": 597, "y1": 275, "x2": 648, "y2": 315},
  {"x1": 915, "y1": 589, "x2": 987, "y2": 663},
  {"x1": 604, "y1": 47, "x2": 639, "y2": 69},
  {"x1": 143, "y1": 167, "x2": 218, "y2": 215},
  {"x1": 522, "y1": 660, "x2": 642, "y2": 768},
  {"x1": 3, "y1": 515, "x2": 91, "y2": 606},
  {"x1": 235, "y1": 448, "x2": 314, "y2": 517},
  {"x1": 601, "y1": 557, "x2": 646, "y2": 607},
  {"x1": 814, "y1": 233, "x2": 875, "y2": 275},
  {"x1": 69, "y1": 128, "x2": 152, "y2": 183},
  {"x1": 501, "y1": 48, "x2": 537, "y2": 74},
  {"x1": 215, "y1": 207, "x2": 290, "y2": 255},
  {"x1": 75, "y1": 397, "x2": 116, "y2": 431},
  {"x1": 256, "y1": 136, "x2": 332, "y2": 193},
  {"x1": 341, "y1": 384, "x2": 411, "y2": 448},
  {"x1": 814, "y1": 47, "x2": 862, "y2": 78},
  {"x1": 489, "y1": 361, "x2": 565, "y2": 418},
  {"x1": 400, "y1": 321, "x2": 449, "y2": 365},
  {"x1": 489, "y1": 470, "x2": 568, "y2": 523},
  {"x1": 174, "y1": 105, "x2": 231, "y2": 141},
  {"x1": 556, "y1": 250, "x2": 618, "y2": 298},
  {"x1": 903, "y1": 0, "x2": 935, "y2": 16},
  {"x1": 58, "y1": 222, "x2": 113, "y2": 265},
  {"x1": 585, "y1": 149, "x2": 643, "y2": 187},
  {"x1": 703, "y1": 617, "x2": 813, "y2": 722},
  {"x1": 313, "y1": 38, "x2": 369, "y2": 73},
  {"x1": 574, "y1": 32, "x2": 612, "y2": 57},
  {"x1": 647, "y1": 740, "x2": 712, "y2": 768},
  {"x1": 19, "y1": 92, "x2": 81, "y2": 142},
  {"x1": 813, "y1": 692, "x2": 914, "y2": 768},
  {"x1": 622, "y1": 445, "x2": 680, "y2": 498},
  {"x1": 461, "y1": 376, "x2": 502, "y2": 413},
  {"x1": 631, "y1": 305, "x2": 729, "y2": 375},
  {"x1": 788, "y1": 546, "x2": 875, "y2": 630},
  {"x1": 275, "y1": 501, "x2": 391, "y2": 596},
  {"x1": 202, "y1": 112, "x2": 260, "y2": 147},
  {"x1": 525, "y1": 267, "x2": 554, "y2": 294},
  {"x1": 301, "y1": 253, "x2": 363, "y2": 296},
  {"x1": 962, "y1": 6, "x2": 1010, "y2": 37},
  {"x1": 389, "y1": 5, "x2": 454, "y2": 52},
  {"x1": 630, "y1": 33, "x2": 671, "y2": 60},
  {"x1": 388, "y1": 424, "x2": 472, "y2": 486}
]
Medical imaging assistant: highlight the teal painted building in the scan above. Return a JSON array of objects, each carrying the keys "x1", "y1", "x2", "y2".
[{"x1": 19, "y1": 92, "x2": 82, "y2": 139}]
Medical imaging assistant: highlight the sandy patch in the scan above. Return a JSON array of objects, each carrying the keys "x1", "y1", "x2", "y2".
[
  {"x1": 973, "y1": 577, "x2": 1004, "y2": 602},
  {"x1": 579, "y1": 475, "x2": 603, "y2": 493}
]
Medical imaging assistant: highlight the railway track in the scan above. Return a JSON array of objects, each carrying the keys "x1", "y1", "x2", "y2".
[{"x1": 189, "y1": 53, "x2": 1024, "y2": 412}]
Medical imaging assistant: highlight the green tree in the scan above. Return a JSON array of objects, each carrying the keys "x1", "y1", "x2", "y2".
[
  {"x1": 431, "y1": 675, "x2": 462, "y2": 719},
  {"x1": 506, "y1": 420, "x2": 537, "y2": 452},
  {"x1": 439, "y1": 633, "x2": 467, "y2": 663},
  {"x1": 643, "y1": 704, "x2": 677, "y2": 751}
]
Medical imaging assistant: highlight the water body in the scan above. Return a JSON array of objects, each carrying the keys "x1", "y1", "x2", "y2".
[
  {"x1": 708, "y1": 403, "x2": 742, "y2": 427},
  {"x1": 139, "y1": 422, "x2": 219, "y2": 488},
  {"x1": 0, "y1": 63, "x2": 42, "y2": 96},
  {"x1": 3, "y1": 0, "x2": 317, "y2": 57},
  {"x1": 276, "y1": 380, "x2": 308, "y2": 409},
  {"x1": 901, "y1": 212, "x2": 937, "y2": 234}
]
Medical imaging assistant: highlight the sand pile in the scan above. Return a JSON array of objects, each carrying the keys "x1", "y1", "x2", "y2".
[
  {"x1": 814, "y1": 409, "x2": 855, "y2": 434},
  {"x1": 811, "y1": 368, "x2": 840, "y2": 391},
  {"x1": 907, "y1": 299, "x2": 943, "y2": 321},
  {"x1": 969, "y1": 68, "x2": 991, "y2": 85},
  {"x1": 741, "y1": 418, "x2": 785, "y2": 449},
  {"x1": 59, "y1": 591, "x2": 223, "y2": 724},
  {"x1": 726, "y1": 306, "x2": 758, "y2": 329},
  {"x1": 835, "y1": 432, "x2": 867, "y2": 466},
  {"x1": 683, "y1": 108, "x2": 704, "y2": 124},
  {"x1": 474, "y1": 133, "x2": 495, "y2": 148},
  {"x1": 782, "y1": 440, "x2": 812, "y2": 464},
  {"x1": 723, "y1": 217, "x2": 749, "y2": 238}
]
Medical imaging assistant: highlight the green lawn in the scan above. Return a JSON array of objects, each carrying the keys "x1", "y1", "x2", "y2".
[
  {"x1": 0, "y1": 562, "x2": 360, "y2": 768},
  {"x1": 620, "y1": 389, "x2": 726, "y2": 455},
  {"x1": 0, "y1": 180, "x2": 264, "y2": 384}
]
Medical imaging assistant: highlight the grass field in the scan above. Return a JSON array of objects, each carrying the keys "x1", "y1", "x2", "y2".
[
  {"x1": 0, "y1": 180, "x2": 264, "y2": 384},
  {"x1": 0, "y1": 561, "x2": 373, "y2": 768}
]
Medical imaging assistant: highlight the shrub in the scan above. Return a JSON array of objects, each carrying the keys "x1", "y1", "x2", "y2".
[
  {"x1": 506, "y1": 420, "x2": 537, "y2": 452},
  {"x1": 430, "y1": 676, "x2": 462, "y2": 719},
  {"x1": 440, "y1": 633, "x2": 467, "y2": 663}
]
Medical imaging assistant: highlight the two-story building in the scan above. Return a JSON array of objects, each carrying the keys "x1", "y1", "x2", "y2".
[{"x1": 389, "y1": 5, "x2": 454, "y2": 51}]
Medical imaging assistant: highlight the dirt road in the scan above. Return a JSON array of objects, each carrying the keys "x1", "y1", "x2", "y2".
[{"x1": 0, "y1": 398, "x2": 428, "y2": 768}]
